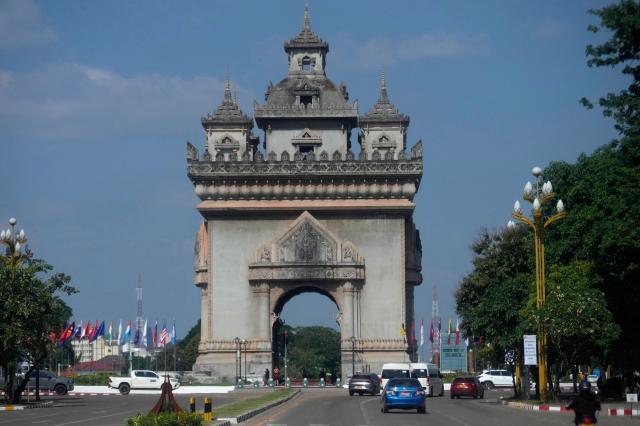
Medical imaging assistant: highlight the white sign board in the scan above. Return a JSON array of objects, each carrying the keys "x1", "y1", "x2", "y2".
[
  {"x1": 523, "y1": 335, "x2": 537, "y2": 365},
  {"x1": 627, "y1": 393, "x2": 638, "y2": 403}
]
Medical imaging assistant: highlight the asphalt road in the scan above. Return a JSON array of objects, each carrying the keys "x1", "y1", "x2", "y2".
[
  {"x1": 0, "y1": 388, "x2": 633, "y2": 426},
  {"x1": 0, "y1": 390, "x2": 262, "y2": 426},
  {"x1": 243, "y1": 388, "x2": 633, "y2": 426}
]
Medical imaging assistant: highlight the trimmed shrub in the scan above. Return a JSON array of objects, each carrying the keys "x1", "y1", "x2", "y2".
[{"x1": 126, "y1": 412, "x2": 202, "y2": 426}]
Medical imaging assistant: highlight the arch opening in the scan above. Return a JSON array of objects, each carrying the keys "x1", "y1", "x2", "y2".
[{"x1": 272, "y1": 286, "x2": 341, "y2": 384}]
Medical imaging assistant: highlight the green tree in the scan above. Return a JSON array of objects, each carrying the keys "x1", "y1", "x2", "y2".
[
  {"x1": 0, "y1": 255, "x2": 76, "y2": 403},
  {"x1": 286, "y1": 326, "x2": 340, "y2": 380},
  {"x1": 455, "y1": 226, "x2": 534, "y2": 396},
  {"x1": 162, "y1": 320, "x2": 201, "y2": 372},
  {"x1": 524, "y1": 261, "x2": 619, "y2": 392},
  {"x1": 580, "y1": 0, "x2": 640, "y2": 137}
]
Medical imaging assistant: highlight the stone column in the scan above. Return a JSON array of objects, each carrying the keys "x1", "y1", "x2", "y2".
[
  {"x1": 254, "y1": 283, "x2": 271, "y2": 340},
  {"x1": 343, "y1": 281, "x2": 354, "y2": 338}
]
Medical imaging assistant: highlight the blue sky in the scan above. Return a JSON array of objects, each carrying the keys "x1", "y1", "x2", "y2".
[{"x1": 0, "y1": 1, "x2": 623, "y2": 342}]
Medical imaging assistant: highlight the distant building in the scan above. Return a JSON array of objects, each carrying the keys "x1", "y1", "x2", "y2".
[{"x1": 71, "y1": 337, "x2": 121, "y2": 363}]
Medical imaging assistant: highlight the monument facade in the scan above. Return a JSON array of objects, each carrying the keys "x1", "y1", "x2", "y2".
[{"x1": 187, "y1": 10, "x2": 423, "y2": 380}]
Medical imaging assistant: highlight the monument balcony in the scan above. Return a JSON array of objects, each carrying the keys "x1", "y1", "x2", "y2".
[{"x1": 253, "y1": 100, "x2": 358, "y2": 118}]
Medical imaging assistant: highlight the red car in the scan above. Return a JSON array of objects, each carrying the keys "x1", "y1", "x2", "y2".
[{"x1": 450, "y1": 377, "x2": 484, "y2": 399}]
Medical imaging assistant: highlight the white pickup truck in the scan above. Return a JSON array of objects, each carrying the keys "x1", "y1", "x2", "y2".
[{"x1": 107, "y1": 370, "x2": 180, "y2": 395}]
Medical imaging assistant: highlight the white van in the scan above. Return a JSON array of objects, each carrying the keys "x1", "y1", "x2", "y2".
[
  {"x1": 379, "y1": 363, "x2": 411, "y2": 391},
  {"x1": 410, "y1": 362, "x2": 444, "y2": 397}
]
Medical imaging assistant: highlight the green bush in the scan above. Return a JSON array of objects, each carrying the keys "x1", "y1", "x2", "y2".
[
  {"x1": 68, "y1": 372, "x2": 112, "y2": 385},
  {"x1": 126, "y1": 412, "x2": 202, "y2": 426}
]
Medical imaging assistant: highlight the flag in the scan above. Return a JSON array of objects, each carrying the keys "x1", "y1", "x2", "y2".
[
  {"x1": 134, "y1": 328, "x2": 140, "y2": 346},
  {"x1": 77, "y1": 321, "x2": 84, "y2": 339},
  {"x1": 83, "y1": 321, "x2": 90, "y2": 340},
  {"x1": 160, "y1": 321, "x2": 167, "y2": 347},
  {"x1": 88, "y1": 320, "x2": 99, "y2": 343},
  {"x1": 72, "y1": 323, "x2": 82, "y2": 339},
  {"x1": 419, "y1": 318, "x2": 424, "y2": 347},
  {"x1": 400, "y1": 323, "x2": 406, "y2": 341},
  {"x1": 171, "y1": 321, "x2": 176, "y2": 346},
  {"x1": 122, "y1": 320, "x2": 131, "y2": 346},
  {"x1": 438, "y1": 318, "x2": 442, "y2": 345},
  {"x1": 429, "y1": 319, "x2": 434, "y2": 343},
  {"x1": 97, "y1": 321, "x2": 105, "y2": 338},
  {"x1": 455, "y1": 319, "x2": 460, "y2": 345},
  {"x1": 142, "y1": 319, "x2": 148, "y2": 347},
  {"x1": 106, "y1": 321, "x2": 113, "y2": 342},
  {"x1": 117, "y1": 320, "x2": 123, "y2": 345},
  {"x1": 447, "y1": 319, "x2": 452, "y2": 345},
  {"x1": 153, "y1": 320, "x2": 158, "y2": 348},
  {"x1": 58, "y1": 322, "x2": 74, "y2": 345}
]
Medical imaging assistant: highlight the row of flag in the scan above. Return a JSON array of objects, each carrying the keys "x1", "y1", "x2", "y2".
[
  {"x1": 402, "y1": 318, "x2": 462, "y2": 346},
  {"x1": 52, "y1": 320, "x2": 177, "y2": 349}
]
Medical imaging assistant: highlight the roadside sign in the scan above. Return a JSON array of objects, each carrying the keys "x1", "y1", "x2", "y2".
[
  {"x1": 523, "y1": 335, "x2": 537, "y2": 365},
  {"x1": 627, "y1": 393, "x2": 638, "y2": 403}
]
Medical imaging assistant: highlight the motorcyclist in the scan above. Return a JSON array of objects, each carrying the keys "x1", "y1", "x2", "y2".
[{"x1": 567, "y1": 380, "x2": 601, "y2": 425}]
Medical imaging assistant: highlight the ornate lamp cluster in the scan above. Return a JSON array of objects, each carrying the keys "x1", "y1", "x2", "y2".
[
  {"x1": 0, "y1": 218, "x2": 29, "y2": 270},
  {"x1": 507, "y1": 166, "x2": 566, "y2": 401}
]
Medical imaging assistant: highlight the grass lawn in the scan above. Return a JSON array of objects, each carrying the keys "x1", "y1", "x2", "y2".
[{"x1": 214, "y1": 388, "x2": 295, "y2": 418}]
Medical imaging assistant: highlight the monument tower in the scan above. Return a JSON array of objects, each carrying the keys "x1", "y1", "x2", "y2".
[{"x1": 187, "y1": 9, "x2": 424, "y2": 380}]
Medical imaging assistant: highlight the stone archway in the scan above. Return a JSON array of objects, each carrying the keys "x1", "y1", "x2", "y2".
[{"x1": 248, "y1": 212, "x2": 365, "y2": 377}]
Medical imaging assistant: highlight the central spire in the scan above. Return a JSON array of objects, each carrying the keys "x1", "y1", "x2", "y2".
[{"x1": 303, "y1": 6, "x2": 310, "y2": 31}]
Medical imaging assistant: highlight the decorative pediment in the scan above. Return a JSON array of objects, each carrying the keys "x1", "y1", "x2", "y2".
[
  {"x1": 372, "y1": 132, "x2": 397, "y2": 148},
  {"x1": 292, "y1": 128, "x2": 322, "y2": 145},
  {"x1": 249, "y1": 211, "x2": 365, "y2": 282},
  {"x1": 214, "y1": 134, "x2": 240, "y2": 150}
]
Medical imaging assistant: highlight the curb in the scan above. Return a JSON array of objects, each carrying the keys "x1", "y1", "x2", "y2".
[
  {"x1": 0, "y1": 401, "x2": 54, "y2": 410},
  {"x1": 501, "y1": 400, "x2": 571, "y2": 412},
  {"x1": 217, "y1": 390, "x2": 300, "y2": 424},
  {"x1": 503, "y1": 400, "x2": 638, "y2": 416},
  {"x1": 609, "y1": 408, "x2": 639, "y2": 416}
]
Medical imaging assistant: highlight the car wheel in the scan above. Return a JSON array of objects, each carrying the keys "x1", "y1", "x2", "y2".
[
  {"x1": 418, "y1": 405, "x2": 426, "y2": 414},
  {"x1": 119, "y1": 383, "x2": 131, "y2": 395},
  {"x1": 358, "y1": 391, "x2": 363, "y2": 396},
  {"x1": 473, "y1": 395, "x2": 478, "y2": 399},
  {"x1": 483, "y1": 381, "x2": 494, "y2": 390},
  {"x1": 349, "y1": 390, "x2": 354, "y2": 396},
  {"x1": 54, "y1": 384, "x2": 67, "y2": 395},
  {"x1": 439, "y1": 386, "x2": 444, "y2": 397},
  {"x1": 456, "y1": 395, "x2": 461, "y2": 399},
  {"x1": 450, "y1": 394, "x2": 455, "y2": 399}
]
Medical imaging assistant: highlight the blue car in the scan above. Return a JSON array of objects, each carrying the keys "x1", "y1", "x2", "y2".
[{"x1": 381, "y1": 377, "x2": 426, "y2": 413}]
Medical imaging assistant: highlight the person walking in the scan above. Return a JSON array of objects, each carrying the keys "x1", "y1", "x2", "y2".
[
  {"x1": 273, "y1": 367, "x2": 280, "y2": 385},
  {"x1": 264, "y1": 368, "x2": 270, "y2": 386}
]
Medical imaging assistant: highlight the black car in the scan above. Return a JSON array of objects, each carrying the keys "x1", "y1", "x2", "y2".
[{"x1": 348, "y1": 373, "x2": 381, "y2": 395}]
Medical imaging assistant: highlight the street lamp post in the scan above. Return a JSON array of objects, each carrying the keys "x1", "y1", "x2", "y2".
[
  {"x1": 284, "y1": 331, "x2": 288, "y2": 386},
  {"x1": 234, "y1": 337, "x2": 240, "y2": 386},
  {"x1": 509, "y1": 166, "x2": 566, "y2": 401},
  {"x1": 350, "y1": 336, "x2": 356, "y2": 376},
  {"x1": 241, "y1": 339, "x2": 247, "y2": 383}
]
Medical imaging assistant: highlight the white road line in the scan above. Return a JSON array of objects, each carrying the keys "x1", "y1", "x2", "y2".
[
  {"x1": 358, "y1": 396, "x2": 378, "y2": 425},
  {"x1": 50, "y1": 409, "x2": 136, "y2": 426}
]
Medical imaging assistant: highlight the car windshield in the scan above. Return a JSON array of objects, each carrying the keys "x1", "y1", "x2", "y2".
[
  {"x1": 387, "y1": 378, "x2": 421, "y2": 388},
  {"x1": 351, "y1": 375, "x2": 370, "y2": 380},
  {"x1": 381, "y1": 369, "x2": 410, "y2": 379},
  {"x1": 411, "y1": 369, "x2": 427, "y2": 378}
]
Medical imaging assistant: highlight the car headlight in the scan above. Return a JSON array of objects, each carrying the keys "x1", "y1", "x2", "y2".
[
  {"x1": 416, "y1": 390, "x2": 426, "y2": 396},
  {"x1": 385, "y1": 390, "x2": 395, "y2": 396}
]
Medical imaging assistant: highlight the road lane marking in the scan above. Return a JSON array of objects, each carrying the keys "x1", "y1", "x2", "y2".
[
  {"x1": 428, "y1": 406, "x2": 471, "y2": 426},
  {"x1": 50, "y1": 409, "x2": 136, "y2": 426},
  {"x1": 358, "y1": 396, "x2": 378, "y2": 425}
]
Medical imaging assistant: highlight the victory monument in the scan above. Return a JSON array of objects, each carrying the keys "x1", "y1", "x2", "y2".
[{"x1": 186, "y1": 10, "x2": 423, "y2": 381}]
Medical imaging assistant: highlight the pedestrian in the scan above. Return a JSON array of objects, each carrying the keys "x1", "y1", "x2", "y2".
[
  {"x1": 264, "y1": 368, "x2": 270, "y2": 386},
  {"x1": 319, "y1": 368, "x2": 326, "y2": 381},
  {"x1": 273, "y1": 367, "x2": 280, "y2": 385}
]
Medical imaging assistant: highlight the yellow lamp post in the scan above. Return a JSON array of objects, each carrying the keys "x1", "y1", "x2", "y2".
[{"x1": 509, "y1": 166, "x2": 566, "y2": 401}]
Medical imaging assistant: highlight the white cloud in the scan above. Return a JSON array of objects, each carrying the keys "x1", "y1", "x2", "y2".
[
  {"x1": 0, "y1": 62, "x2": 253, "y2": 142},
  {"x1": 0, "y1": 0, "x2": 57, "y2": 49},
  {"x1": 532, "y1": 18, "x2": 570, "y2": 41},
  {"x1": 333, "y1": 32, "x2": 483, "y2": 69}
]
